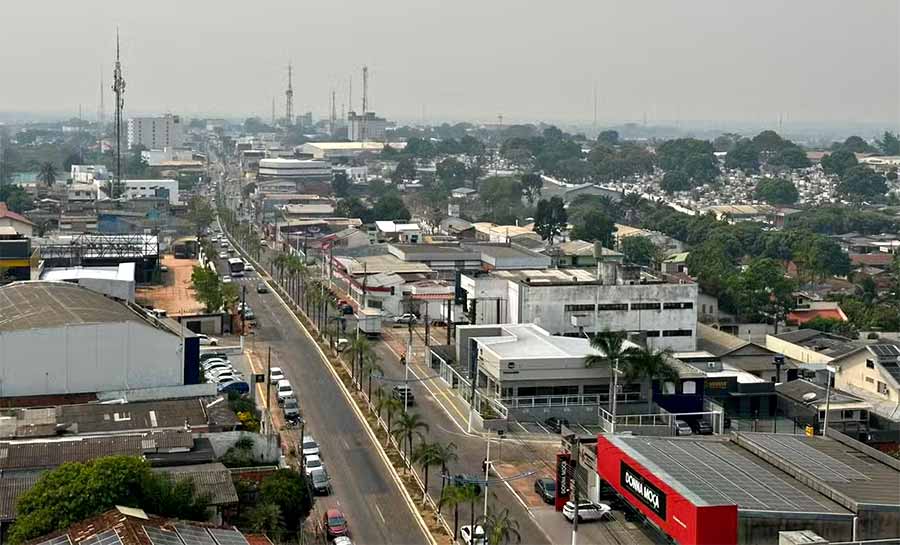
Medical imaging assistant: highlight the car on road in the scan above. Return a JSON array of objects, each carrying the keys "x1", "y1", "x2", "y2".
[
  {"x1": 301, "y1": 435, "x2": 320, "y2": 457},
  {"x1": 217, "y1": 379, "x2": 249, "y2": 395},
  {"x1": 459, "y1": 525, "x2": 486, "y2": 545},
  {"x1": 544, "y1": 416, "x2": 570, "y2": 433},
  {"x1": 309, "y1": 467, "x2": 331, "y2": 495},
  {"x1": 218, "y1": 252, "x2": 228, "y2": 259},
  {"x1": 534, "y1": 478, "x2": 556, "y2": 504},
  {"x1": 687, "y1": 418, "x2": 714, "y2": 435},
  {"x1": 393, "y1": 313, "x2": 418, "y2": 325},
  {"x1": 200, "y1": 352, "x2": 228, "y2": 362},
  {"x1": 304, "y1": 454, "x2": 324, "y2": 475},
  {"x1": 222, "y1": 276, "x2": 232, "y2": 284},
  {"x1": 282, "y1": 396, "x2": 300, "y2": 421},
  {"x1": 256, "y1": 282, "x2": 269, "y2": 294},
  {"x1": 335, "y1": 338, "x2": 350, "y2": 352},
  {"x1": 276, "y1": 379, "x2": 294, "y2": 404},
  {"x1": 332, "y1": 538, "x2": 352, "y2": 545},
  {"x1": 392, "y1": 385, "x2": 415, "y2": 405},
  {"x1": 674, "y1": 419, "x2": 693, "y2": 436},
  {"x1": 562, "y1": 500, "x2": 612, "y2": 523},
  {"x1": 244, "y1": 264, "x2": 255, "y2": 272},
  {"x1": 450, "y1": 474, "x2": 482, "y2": 495},
  {"x1": 323, "y1": 509, "x2": 349, "y2": 539},
  {"x1": 269, "y1": 367, "x2": 285, "y2": 384},
  {"x1": 241, "y1": 308, "x2": 256, "y2": 321},
  {"x1": 197, "y1": 334, "x2": 219, "y2": 346}
]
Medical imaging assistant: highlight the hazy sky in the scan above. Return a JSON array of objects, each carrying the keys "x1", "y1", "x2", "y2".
[{"x1": 2, "y1": 1, "x2": 898, "y2": 125}]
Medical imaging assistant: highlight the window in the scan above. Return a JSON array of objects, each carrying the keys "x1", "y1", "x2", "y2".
[
  {"x1": 865, "y1": 376, "x2": 875, "y2": 384},
  {"x1": 701, "y1": 304, "x2": 707, "y2": 314},
  {"x1": 663, "y1": 329, "x2": 693, "y2": 337},
  {"x1": 645, "y1": 330, "x2": 661, "y2": 338},
  {"x1": 367, "y1": 300, "x2": 383, "y2": 309},
  {"x1": 877, "y1": 381, "x2": 889, "y2": 396},
  {"x1": 866, "y1": 359, "x2": 875, "y2": 369},
  {"x1": 565, "y1": 304, "x2": 595, "y2": 312},
  {"x1": 663, "y1": 302, "x2": 694, "y2": 310},
  {"x1": 662, "y1": 382, "x2": 676, "y2": 395},
  {"x1": 682, "y1": 381, "x2": 697, "y2": 394},
  {"x1": 632, "y1": 302, "x2": 661, "y2": 311},
  {"x1": 597, "y1": 303, "x2": 627, "y2": 311},
  {"x1": 841, "y1": 410, "x2": 857, "y2": 420}
]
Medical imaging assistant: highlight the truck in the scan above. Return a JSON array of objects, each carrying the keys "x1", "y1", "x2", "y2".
[{"x1": 357, "y1": 308, "x2": 383, "y2": 337}]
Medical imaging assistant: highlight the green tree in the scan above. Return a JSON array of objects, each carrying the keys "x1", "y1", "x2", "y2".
[
  {"x1": 332, "y1": 170, "x2": 350, "y2": 197},
  {"x1": 187, "y1": 195, "x2": 216, "y2": 237},
  {"x1": 821, "y1": 149, "x2": 858, "y2": 177},
  {"x1": 0, "y1": 185, "x2": 33, "y2": 213},
  {"x1": 372, "y1": 192, "x2": 412, "y2": 221},
  {"x1": 840, "y1": 135, "x2": 875, "y2": 154},
  {"x1": 768, "y1": 144, "x2": 811, "y2": 170},
  {"x1": 660, "y1": 170, "x2": 691, "y2": 193},
  {"x1": 597, "y1": 130, "x2": 619, "y2": 146},
  {"x1": 392, "y1": 157, "x2": 417, "y2": 183},
  {"x1": 520, "y1": 173, "x2": 543, "y2": 205},
  {"x1": 623, "y1": 347, "x2": 678, "y2": 413},
  {"x1": 431, "y1": 442, "x2": 458, "y2": 498},
  {"x1": 754, "y1": 177, "x2": 799, "y2": 205},
  {"x1": 751, "y1": 130, "x2": 786, "y2": 152},
  {"x1": 724, "y1": 258, "x2": 794, "y2": 322},
  {"x1": 191, "y1": 266, "x2": 223, "y2": 312},
  {"x1": 656, "y1": 138, "x2": 719, "y2": 186},
  {"x1": 259, "y1": 469, "x2": 311, "y2": 532},
  {"x1": 479, "y1": 176, "x2": 523, "y2": 223},
  {"x1": 570, "y1": 208, "x2": 614, "y2": 247},
  {"x1": 436, "y1": 158, "x2": 468, "y2": 190},
  {"x1": 584, "y1": 331, "x2": 638, "y2": 414},
  {"x1": 38, "y1": 161, "x2": 57, "y2": 187},
  {"x1": 724, "y1": 139, "x2": 760, "y2": 172},
  {"x1": 877, "y1": 131, "x2": 900, "y2": 156},
  {"x1": 478, "y1": 507, "x2": 522, "y2": 545},
  {"x1": 391, "y1": 411, "x2": 430, "y2": 460},
  {"x1": 620, "y1": 236, "x2": 659, "y2": 267},
  {"x1": 246, "y1": 503, "x2": 285, "y2": 539},
  {"x1": 837, "y1": 166, "x2": 888, "y2": 201},
  {"x1": 439, "y1": 484, "x2": 467, "y2": 540},
  {"x1": 533, "y1": 197, "x2": 567, "y2": 243},
  {"x1": 335, "y1": 196, "x2": 372, "y2": 223},
  {"x1": 375, "y1": 395, "x2": 403, "y2": 437},
  {"x1": 800, "y1": 316, "x2": 857, "y2": 338},
  {"x1": 411, "y1": 442, "x2": 441, "y2": 498}
]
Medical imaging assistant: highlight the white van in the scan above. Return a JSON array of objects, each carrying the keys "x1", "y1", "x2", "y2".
[{"x1": 276, "y1": 379, "x2": 294, "y2": 404}]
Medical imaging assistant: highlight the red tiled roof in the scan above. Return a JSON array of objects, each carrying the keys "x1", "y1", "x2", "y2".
[
  {"x1": 0, "y1": 202, "x2": 34, "y2": 226},
  {"x1": 850, "y1": 253, "x2": 894, "y2": 267},
  {"x1": 787, "y1": 308, "x2": 848, "y2": 324}
]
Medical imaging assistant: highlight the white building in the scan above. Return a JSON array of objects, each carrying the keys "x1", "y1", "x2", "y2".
[
  {"x1": 374, "y1": 221, "x2": 422, "y2": 244},
  {"x1": 121, "y1": 179, "x2": 180, "y2": 205},
  {"x1": 67, "y1": 183, "x2": 98, "y2": 203},
  {"x1": 459, "y1": 267, "x2": 699, "y2": 351},
  {"x1": 257, "y1": 158, "x2": 332, "y2": 182},
  {"x1": 348, "y1": 111, "x2": 388, "y2": 142},
  {"x1": 70, "y1": 164, "x2": 109, "y2": 184},
  {"x1": 0, "y1": 282, "x2": 188, "y2": 397},
  {"x1": 40, "y1": 263, "x2": 136, "y2": 302},
  {"x1": 299, "y1": 141, "x2": 405, "y2": 161},
  {"x1": 127, "y1": 114, "x2": 185, "y2": 150}
]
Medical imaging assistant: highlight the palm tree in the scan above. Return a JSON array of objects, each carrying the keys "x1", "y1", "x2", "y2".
[
  {"x1": 623, "y1": 346, "x2": 678, "y2": 413},
  {"x1": 376, "y1": 396, "x2": 402, "y2": 436},
  {"x1": 411, "y1": 442, "x2": 441, "y2": 498},
  {"x1": 584, "y1": 331, "x2": 638, "y2": 414},
  {"x1": 38, "y1": 161, "x2": 57, "y2": 187},
  {"x1": 391, "y1": 411, "x2": 429, "y2": 460},
  {"x1": 273, "y1": 253, "x2": 289, "y2": 286},
  {"x1": 361, "y1": 354, "x2": 383, "y2": 401},
  {"x1": 459, "y1": 482, "x2": 483, "y2": 538},
  {"x1": 477, "y1": 507, "x2": 522, "y2": 545},
  {"x1": 431, "y1": 442, "x2": 458, "y2": 498},
  {"x1": 439, "y1": 484, "x2": 467, "y2": 540}
]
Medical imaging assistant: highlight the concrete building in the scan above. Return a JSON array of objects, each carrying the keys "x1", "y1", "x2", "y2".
[
  {"x1": 127, "y1": 114, "x2": 185, "y2": 150},
  {"x1": 67, "y1": 183, "x2": 98, "y2": 204},
  {"x1": 70, "y1": 164, "x2": 109, "y2": 184},
  {"x1": 459, "y1": 267, "x2": 699, "y2": 351},
  {"x1": 40, "y1": 263, "x2": 136, "y2": 302},
  {"x1": 121, "y1": 179, "x2": 180, "y2": 205},
  {"x1": 0, "y1": 203, "x2": 33, "y2": 238},
  {"x1": 831, "y1": 343, "x2": 900, "y2": 403},
  {"x1": 0, "y1": 228, "x2": 32, "y2": 282},
  {"x1": 348, "y1": 111, "x2": 388, "y2": 141},
  {"x1": 299, "y1": 141, "x2": 404, "y2": 161},
  {"x1": 257, "y1": 157, "x2": 332, "y2": 182},
  {"x1": 374, "y1": 221, "x2": 422, "y2": 243},
  {"x1": 0, "y1": 282, "x2": 198, "y2": 398}
]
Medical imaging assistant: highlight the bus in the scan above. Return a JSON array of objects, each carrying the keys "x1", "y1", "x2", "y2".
[{"x1": 227, "y1": 257, "x2": 245, "y2": 277}]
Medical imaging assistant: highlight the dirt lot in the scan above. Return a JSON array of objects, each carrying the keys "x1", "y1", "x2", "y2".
[{"x1": 135, "y1": 254, "x2": 206, "y2": 315}]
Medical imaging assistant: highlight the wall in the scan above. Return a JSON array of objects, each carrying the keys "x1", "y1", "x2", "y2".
[
  {"x1": 835, "y1": 351, "x2": 899, "y2": 402},
  {"x1": 766, "y1": 335, "x2": 833, "y2": 364},
  {"x1": 0, "y1": 321, "x2": 184, "y2": 397},
  {"x1": 199, "y1": 431, "x2": 281, "y2": 464}
]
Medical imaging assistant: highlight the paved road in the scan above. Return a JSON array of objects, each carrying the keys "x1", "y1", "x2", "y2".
[{"x1": 216, "y1": 237, "x2": 429, "y2": 541}]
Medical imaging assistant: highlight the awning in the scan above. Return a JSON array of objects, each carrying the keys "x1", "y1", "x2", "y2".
[{"x1": 410, "y1": 293, "x2": 454, "y2": 300}]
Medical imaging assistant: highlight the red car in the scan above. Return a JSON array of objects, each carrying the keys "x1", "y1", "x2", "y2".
[{"x1": 323, "y1": 509, "x2": 349, "y2": 539}]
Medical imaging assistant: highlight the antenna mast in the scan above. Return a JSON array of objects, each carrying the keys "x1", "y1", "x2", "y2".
[
  {"x1": 285, "y1": 62, "x2": 294, "y2": 126},
  {"x1": 361, "y1": 66, "x2": 369, "y2": 142},
  {"x1": 112, "y1": 29, "x2": 126, "y2": 199},
  {"x1": 330, "y1": 89, "x2": 337, "y2": 137}
]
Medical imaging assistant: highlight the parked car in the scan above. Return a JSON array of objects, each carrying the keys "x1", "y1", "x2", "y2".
[
  {"x1": 269, "y1": 367, "x2": 285, "y2": 384},
  {"x1": 197, "y1": 334, "x2": 219, "y2": 346},
  {"x1": 451, "y1": 474, "x2": 482, "y2": 496},
  {"x1": 218, "y1": 252, "x2": 228, "y2": 259},
  {"x1": 202, "y1": 360, "x2": 231, "y2": 372},
  {"x1": 276, "y1": 379, "x2": 294, "y2": 404},
  {"x1": 256, "y1": 282, "x2": 269, "y2": 294},
  {"x1": 341, "y1": 304, "x2": 354, "y2": 315},
  {"x1": 335, "y1": 338, "x2": 350, "y2": 352},
  {"x1": 332, "y1": 538, "x2": 352, "y2": 545},
  {"x1": 534, "y1": 478, "x2": 556, "y2": 504},
  {"x1": 282, "y1": 397, "x2": 300, "y2": 421},
  {"x1": 241, "y1": 308, "x2": 256, "y2": 321},
  {"x1": 393, "y1": 313, "x2": 418, "y2": 325},
  {"x1": 562, "y1": 500, "x2": 612, "y2": 523},
  {"x1": 202, "y1": 364, "x2": 233, "y2": 376},
  {"x1": 674, "y1": 419, "x2": 693, "y2": 436},
  {"x1": 544, "y1": 417, "x2": 570, "y2": 433},
  {"x1": 222, "y1": 276, "x2": 232, "y2": 284},
  {"x1": 244, "y1": 264, "x2": 255, "y2": 272},
  {"x1": 200, "y1": 352, "x2": 228, "y2": 362},
  {"x1": 688, "y1": 418, "x2": 713, "y2": 435},
  {"x1": 392, "y1": 385, "x2": 415, "y2": 405},
  {"x1": 217, "y1": 379, "x2": 249, "y2": 395},
  {"x1": 302, "y1": 435, "x2": 320, "y2": 457},
  {"x1": 304, "y1": 454, "x2": 324, "y2": 475},
  {"x1": 323, "y1": 509, "x2": 349, "y2": 539},
  {"x1": 459, "y1": 525, "x2": 486, "y2": 545},
  {"x1": 309, "y1": 467, "x2": 331, "y2": 495},
  {"x1": 208, "y1": 369, "x2": 242, "y2": 382}
]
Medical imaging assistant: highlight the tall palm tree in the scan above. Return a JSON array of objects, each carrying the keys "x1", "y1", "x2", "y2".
[
  {"x1": 431, "y1": 442, "x2": 458, "y2": 498},
  {"x1": 584, "y1": 331, "x2": 638, "y2": 414},
  {"x1": 459, "y1": 482, "x2": 483, "y2": 539},
  {"x1": 376, "y1": 396, "x2": 402, "y2": 437},
  {"x1": 411, "y1": 441, "x2": 441, "y2": 499},
  {"x1": 38, "y1": 162, "x2": 57, "y2": 187},
  {"x1": 439, "y1": 484, "x2": 467, "y2": 540},
  {"x1": 391, "y1": 411, "x2": 430, "y2": 461},
  {"x1": 477, "y1": 507, "x2": 522, "y2": 545},
  {"x1": 623, "y1": 346, "x2": 678, "y2": 413},
  {"x1": 361, "y1": 354, "x2": 382, "y2": 401}
]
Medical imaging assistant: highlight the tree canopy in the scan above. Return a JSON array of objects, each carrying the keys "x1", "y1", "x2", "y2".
[
  {"x1": 533, "y1": 197, "x2": 567, "y2": 243},
  {"x1": 877, "y1": 131, "x2": 900, "y2": 156},
  {"x1": 258, "y1": 469, "x2": 312, "y2": 533},
  {"x1": 479, "y1": 176, "x2": 524, "y2": 224},
  {"x1": 620, "y1": 236, "x2": 660, "y2": 267},
  {"x1": 754, "y1": 178, "x2": 799, "y2": 205},
  {"x1": 570, "y1": 208, "x2": 615, "y2": 247},
  {"x1": 656, "y1": 138, "x2": 719, "y2": 191},
  {"x1": 837, "y1": 166, "x2": 888, "y2": 201},
  {"x1": 821, "y1": 149, "x2": 858, "y2": 177}
]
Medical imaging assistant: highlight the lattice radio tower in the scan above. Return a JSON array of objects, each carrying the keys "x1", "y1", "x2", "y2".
[
  {"x1": 285, "y1": 62, "x2": 294, "y2": 126},
  {"x1": 112, "y1": 30, "x2": 126, "y2": 199}
]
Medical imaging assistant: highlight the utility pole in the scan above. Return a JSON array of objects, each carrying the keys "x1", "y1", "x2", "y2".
[
  {"x1": 266, "y1": 346, "x2": 272, "y2": 411},
  {"x1": 405, "y1": 297, "x2": 413, "y2": 413},
  {"x1": 112, "y1": 29, "x2": 126, "y2": 199},
  {"x1": 361, "y1": 65, "x2": 369, "y2": 142},
  {"x1": 570, "y1": 457, "x2": 579, "y2": 545},
  {"x1": 483, "y1": 437, "x2": 491, "y2": 516},
  {"x1": 285, "y1": 62, "x2": 294, "y2": 126},
  {"x1": 329, "y1": 89, "x2": 337, "y2": 137}
]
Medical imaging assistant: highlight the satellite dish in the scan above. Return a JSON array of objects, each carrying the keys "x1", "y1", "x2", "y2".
[{"x1": 802, "y1": 392, "x2": 817, "y2": 402}]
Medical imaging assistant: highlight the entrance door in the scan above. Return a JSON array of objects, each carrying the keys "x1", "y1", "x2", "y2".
[{"x1": 186, "y1": 320, "x2": 202, "y2": 334}]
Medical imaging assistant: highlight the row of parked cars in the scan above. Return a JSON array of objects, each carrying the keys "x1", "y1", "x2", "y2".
[{"x1": 200, "y1": 352, "x2": 249, "y2": 394}]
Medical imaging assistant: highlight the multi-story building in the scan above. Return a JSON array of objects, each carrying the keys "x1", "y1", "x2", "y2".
[
  {"x1": 459, "y1": 266, "x2": 699, "y2": 351},
  {"x1": 70, "y1": 164, "x2": 109, "y2": 184},
  {"x1": 121, "y1": 179, "x2": 180, "y2": 205},
  {"x1": 257, "y1": 158, "x2": 332, "y2": 182},
  {"x1": 348, "y1": 111, "x2": 388, "y2": 141},
  {"x1": 127, "y1": 114, "x2": 184, "y2": 150}
]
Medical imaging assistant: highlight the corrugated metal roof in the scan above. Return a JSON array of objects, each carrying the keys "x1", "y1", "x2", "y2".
[
  {"x1": 154, "y1": 463, "x2": 238, "y2": 505},
  {"x1": 0, "y1": 472, "x2": 41, "y2": 521},
  {"x1": 0, "y1": 282, "x2": 146, "y2": 333}
]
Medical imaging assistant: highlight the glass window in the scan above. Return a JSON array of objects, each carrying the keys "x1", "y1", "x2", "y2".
[
  {"x1": 866, "y1": 359, "x2": 875, "y2": 369},
  {"x1": 597, "y1": 303, "x2": 627, "y2": 311},
  {"x1": 682, "y1": 381, "x2": 697, "y2": 394},
  {"x1": 564, "y1": 304, "x2": 595, "y2": 312},
  {"x1": 663, "y1": 381, "x2": 676, "y2": 395},
  {"x1": 632, "y1": 302, "x2": 661, "y2": 311}
]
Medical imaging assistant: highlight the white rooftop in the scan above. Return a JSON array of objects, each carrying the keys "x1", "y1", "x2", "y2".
[
  {"x1": 474, "y1": 323, "x2": 635, "y2": 360},
  {"x1": 41, "y1": 262, "x2": 135, "y2": 282},
  {"x1": 375, "y1": 220, "x2": 421, "y2": 233}
]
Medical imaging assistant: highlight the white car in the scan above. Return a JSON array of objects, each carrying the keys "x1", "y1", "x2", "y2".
[
  {"x1": 562, "y1": 500, "x2": 612, "y2": 523},
  {"x1": 304, "y1": 454, "x2": 323, "y2": 475},
  {"x1": 332, "y1": 537, "x2": 352, "y2": 545},
  {"x1": 202, "y1": 362, "x2": 232, "y2": 374},
  {"x1": 675, "y1": 419, "x2": 693, "y2": 436},
  {"x1": 197, "y1": 334, "x2": 219, "y2": 346},
  {"x1": 459, "y1": 525, "x2": 486, "y2": 545},
  {"x1": 269, "y1": 367, "x2": 285, "y2": 384},
  {"x1": 276, "y1": 379, "x2": 294, "y2": 404},
  {"x1": 244, "y1": 264, "x2": 255, "y2": 272},
  {"x1": 208, "y1": 368, "x2": 242, "y2": 382},
  {"x1": 301, "y1": 435, "x2": 320, "y2": 457},
  {"x1": 218, "y1": 252, "x2": 228, "y2": 259},
  {"x1": 222, "y1": 276, "x2": 232, "y2": 284}
]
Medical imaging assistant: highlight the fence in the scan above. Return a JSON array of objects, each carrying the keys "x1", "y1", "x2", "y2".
[{"x1": 501, "y1": 392, "x2": 642, "y2": 409}]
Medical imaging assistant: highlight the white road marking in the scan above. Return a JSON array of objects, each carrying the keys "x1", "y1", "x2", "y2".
[{"x1": 374, "y1": 504, "x2": 387, "y2": 524}]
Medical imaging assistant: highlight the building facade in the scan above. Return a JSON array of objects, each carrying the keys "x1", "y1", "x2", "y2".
[
  {"x1": 348, "y1": 111, "x2": 388, "y2": 141},
  {"x1": 127, "y1": 114, "x2": 185, "y2": 150},
  {"x1": 121, "y1": 179, "x2": 180, "y2": 205},
  {"x1": 257, "y1": 158, "x2": 332, "y2": 182}
]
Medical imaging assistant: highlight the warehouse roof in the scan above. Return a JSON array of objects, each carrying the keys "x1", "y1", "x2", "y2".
[
  {"x1": 0, "y1": 472, "x2": 40, "y2": 521},
  {"x1": 0, "y1": 282, "x2": 149, "y2": 333},
  {"x1": 154, "y1": 463, "x2": 238, "y2": 505}
]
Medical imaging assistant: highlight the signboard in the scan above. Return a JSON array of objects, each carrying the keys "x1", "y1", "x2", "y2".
[
  {"x1": 555, "y1": 451, "x2": 572, "y2": 511},
  {"x1": 621, "y1": 461, "x2": 667, "y2": 520},
  {"x1": 253, "y1": 373, "x2": 265, "y2": 384}
]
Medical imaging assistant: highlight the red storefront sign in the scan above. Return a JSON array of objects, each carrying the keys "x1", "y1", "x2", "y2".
[
  {"x1": 554, "y1": 451, "x2": 572, "y2": 511},
  {"x1": 596, "y1": 436, "x2": 737, "y2": 545}
]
